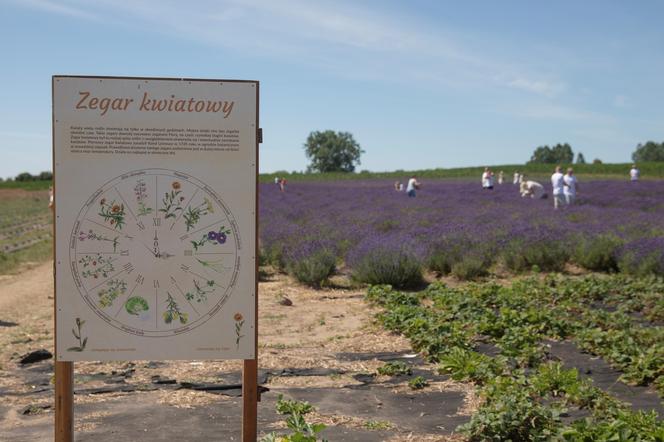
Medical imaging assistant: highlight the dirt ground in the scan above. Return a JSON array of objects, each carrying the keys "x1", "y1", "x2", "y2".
[{"x1": 0, "y1": 262, "x2": 476, "y2": 441}]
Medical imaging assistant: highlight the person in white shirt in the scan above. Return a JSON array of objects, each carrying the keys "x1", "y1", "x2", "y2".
[
  {"x1": 630, "y1": 165, "x2": 640, "y2": 182},
  {"x1": 482, "y1": 167, "x2": 494, "y2": 189},
  {"x1": 498, "y1": 171, "x2": 504, "y2": 185},
  {"x1": 513, "y1": 171, "x2": 520, "y2": 185},
  {"x1": 551, "y1": 166, "x2": 565, "y2": 209},
  {"x1": 520, "y1": 180, "x2": 547, "y2": 199},
  {"x1": 406, "y1": 176, "x2": 421, "y2": 197},
  {"x1": 563, "y1": 168, "x2": 578, "y2": 205}
]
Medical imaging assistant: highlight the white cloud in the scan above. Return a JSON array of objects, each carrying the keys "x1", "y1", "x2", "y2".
[
  {"x1": 507, "y1": 77, "x2": 566, "y2": 98},
  {"x1": 14, "y1": 0, "x2": 99, "y2": 20},
  {"x1": 9, "y1": 0, "x2": 566, "y2": 98},
  {"x1": 504, "y1": 103, "x2": 614, "y2": 124}
]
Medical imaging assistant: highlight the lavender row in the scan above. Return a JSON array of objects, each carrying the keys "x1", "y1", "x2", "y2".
[{"x1": 259, "y1": 179, "x2": 664, "y2": 286}]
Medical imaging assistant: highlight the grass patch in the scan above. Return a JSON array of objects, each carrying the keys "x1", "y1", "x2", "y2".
[{"x1": 0, "y1": 238, "x2": 52, "y2": 274}]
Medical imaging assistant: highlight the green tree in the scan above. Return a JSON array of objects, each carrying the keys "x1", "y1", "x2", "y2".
[
  {"x1": 38, "y1": 171, "x2": 53, "y2": 180},
  {"x1": 528, "y1": 143, "x2": 574, "y2": 164},
  {"x1": 15, "y1": 172, "x2": 35, "y2": 182},
  {"x1": 632, "y1": 141, "x2": 664, "y2": 162},
  {"x1": 593, "y1": 158, "x2": 603, "y2": 164},
  {"x1": 304, "y1": 130, "x2": 364, "y2": 173},
  {"x1": 575, "y1": 152, "x2": 586, "y2": 164}
]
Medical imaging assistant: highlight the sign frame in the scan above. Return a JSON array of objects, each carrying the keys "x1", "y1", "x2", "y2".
[{"x1": 52, "y1": 75, "x2": 260, "y2": 441}]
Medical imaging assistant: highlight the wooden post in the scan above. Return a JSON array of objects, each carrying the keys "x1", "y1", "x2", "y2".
[
  {"x1": 242, "y1": 359, "x2": 258, "y2": 441},
  {"x1": 51, "y1": 184, "x2": 74, "y2": 442},
  {"x1": 242, "y1": 86, "x2": 260, "y2": 442},
  {"x1": 55, "y1": 361, "x2": 74, "y2": 442}
]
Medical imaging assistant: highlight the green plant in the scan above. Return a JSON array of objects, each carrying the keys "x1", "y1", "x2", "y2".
[
  {"x1": 459, "y1": 376, "x2": 563, "y2": 441},
  {"x1": 562, "y1": 409, "x2": 664, "y2": 441},
  {"x1": 367, "y1": 275, "x2": 664, "y2": 438},
  {"x1": 438, "y1": 347, "x2": 498, "y2": 384},
  {"x1": 377, "y1": 360, "x2": 412, "y2": 376},
  {"x1": 260, "y1": 395, "x2": 327, "y2": 442},
  {"x1": 363, "y1": 420, "x2": 393, "y2": 430},
  {"x1": 408, "y1": 376, "x2": 429, "y2": 390}
]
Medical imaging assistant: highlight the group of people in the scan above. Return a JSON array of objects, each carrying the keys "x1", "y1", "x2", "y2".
[
  {"x1": 517, "y1": 167, "x2": 577, "y2": 208},
  {"x1": 517, "y1": 166, "x2": 579, "y2": 209},
  {"x1": 394, "y1": 176, "x2": 422, "y2": 197},
  {"x1": 391, "y1": 164, "x2": 640, "y2": 205},
  {"x1": 274, "y1": 176, "x2": 287, "y2": 192},
  {"x1": 481, "y1": 168, "x2": 506, "y2": 189}
]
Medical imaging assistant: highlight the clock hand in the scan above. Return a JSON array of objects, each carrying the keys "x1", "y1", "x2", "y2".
[{"x1": 134, "y1": 238, "x2": 158, "y2": 257}]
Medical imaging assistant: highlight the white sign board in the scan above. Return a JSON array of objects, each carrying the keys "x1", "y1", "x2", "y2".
[{"x1": 54, "y1": 76, "x2": 257, "y2": 361}]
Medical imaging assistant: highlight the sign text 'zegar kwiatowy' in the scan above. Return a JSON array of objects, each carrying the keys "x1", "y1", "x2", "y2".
[{"x1": 75, "y1": 91, "x2": 235, "y2": 118}]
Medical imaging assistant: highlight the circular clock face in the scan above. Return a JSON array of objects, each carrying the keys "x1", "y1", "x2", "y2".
[{"x1": 69, "y1": 169, "x2": 241, "y2": 337}]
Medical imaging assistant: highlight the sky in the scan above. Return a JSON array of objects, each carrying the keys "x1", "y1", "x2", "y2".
[{"x1": 1, "y1": 0, "x2": 663, "y2": 178}]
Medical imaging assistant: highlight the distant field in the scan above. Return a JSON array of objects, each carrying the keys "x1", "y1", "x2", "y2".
[
  {"x1": 0, "y1": 189, "x2": 52, "y2": 274},
  {"x1": 3, "y1": 162, "x2": 663, "y2": 190},
  {"x1": 260, "y1": 162, "x2": 664, "y2": 183},
  {"x1": 0, "y1": 180, "x2": 51, "y2": 190}
]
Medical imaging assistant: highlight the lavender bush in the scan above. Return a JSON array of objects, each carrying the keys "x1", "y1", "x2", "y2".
[
  {"x1": 347, "y1": 233, "x2": 424, "y2": 288},
  {"x1": 260, "y1": 179, "x2": 664, "y2": 281}
]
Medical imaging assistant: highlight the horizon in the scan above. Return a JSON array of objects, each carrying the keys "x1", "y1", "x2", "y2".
[{"x1": 1, "y1": 0, "x2": 663, "y2": 178}]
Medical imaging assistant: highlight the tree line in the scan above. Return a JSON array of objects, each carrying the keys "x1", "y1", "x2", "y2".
[
  {"x1": 0, "y1": 171, "x2": 53, "y2": 182},
  {"x1": 527, "y1": 141, "x2": 664, "y2": 165},
  {"x1": 301, "y1": 130, "x2": 664, "y2": 174}
]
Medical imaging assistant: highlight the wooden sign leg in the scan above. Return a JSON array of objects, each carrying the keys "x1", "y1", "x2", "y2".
[
  {"x1": 55, "y1": 360, "x2": 74, "y2": 442},
  {"x1": 242, "y1": 358, "x2": 258, "y2": 441}
]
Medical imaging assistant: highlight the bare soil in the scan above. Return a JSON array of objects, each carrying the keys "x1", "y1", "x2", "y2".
[{"x1": 0, "y1": 262, "x2": 476, "y2": 441}]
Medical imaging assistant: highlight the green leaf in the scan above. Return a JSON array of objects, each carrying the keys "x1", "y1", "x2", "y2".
[
  {"x1": 81, "y1": 337, "x2": 88, "y2": 350},
  {"x1": 66, "y1": 346, "x2": 82, "y2": 352}
]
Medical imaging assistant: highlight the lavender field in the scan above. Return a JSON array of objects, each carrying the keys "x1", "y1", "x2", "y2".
[{"x1": 260, "y1": 179, "x2": 664, "y2": 286}]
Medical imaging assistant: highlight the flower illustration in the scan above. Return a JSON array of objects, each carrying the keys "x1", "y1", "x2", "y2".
[
  {"x1": 234, "y1": 313, "x2": 245, "y2": 350},
  {"x1": 99, "y1": 199, "x2": 125, "y2": 230},
  {"x1": 204, "y1": 198, "x2": 215, "y2": 214},
  {"x1": 134, "y1": 179, "x2": 153, "y2": 217},
  {"x1": 67, "y1": 317, "x2": 87, "y2": 352}
]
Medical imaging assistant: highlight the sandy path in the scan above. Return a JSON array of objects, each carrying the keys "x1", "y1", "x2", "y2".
[
  {"x1": 0, "y1": 263, "x2": 473, "y2": 441},
  {"x1": 0, "y1": 261, "x2": 55, "y2": 363}
]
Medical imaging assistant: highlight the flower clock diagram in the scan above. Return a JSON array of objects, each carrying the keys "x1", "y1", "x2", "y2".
[{"x1": 69, "y1": 169, "x2": 242, "y2": 338}]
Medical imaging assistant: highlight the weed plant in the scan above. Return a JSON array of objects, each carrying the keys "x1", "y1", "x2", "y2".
[{"x1": 260, "y1": 395, "x2": 327, "y2": 442}]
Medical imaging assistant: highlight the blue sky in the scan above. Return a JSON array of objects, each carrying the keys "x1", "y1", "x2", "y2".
[{"x1": 1, "y1": 0, "x2": 663, "y2": 178}]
